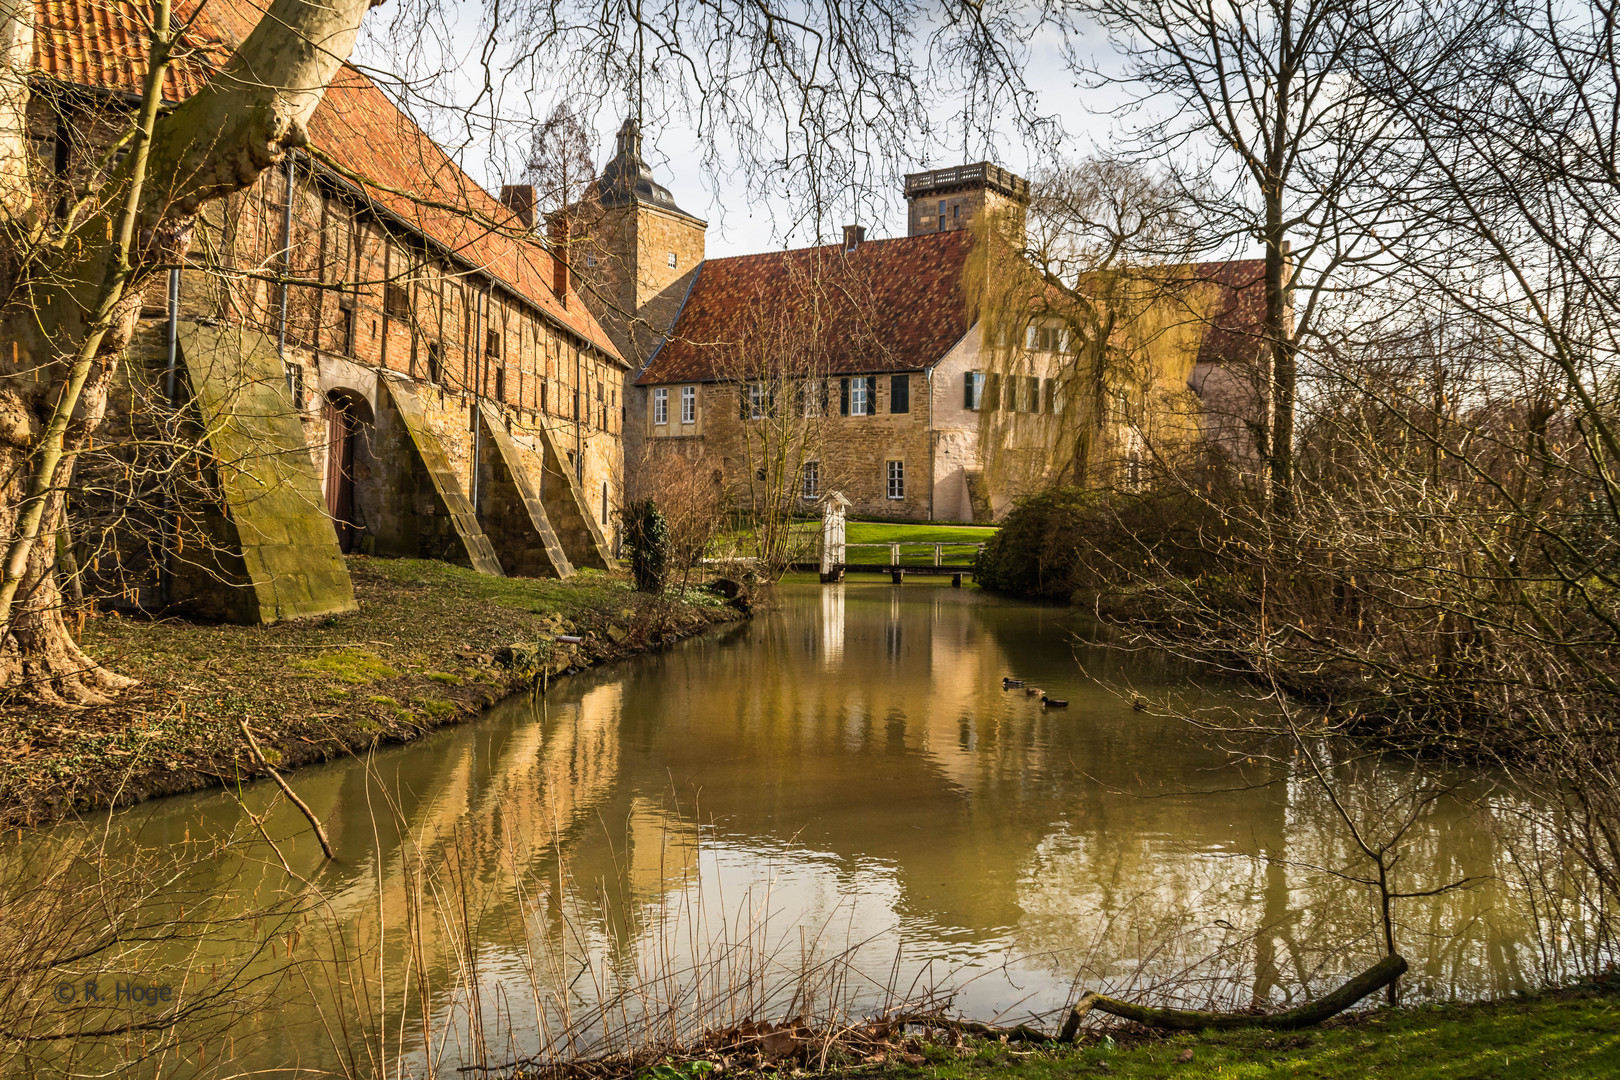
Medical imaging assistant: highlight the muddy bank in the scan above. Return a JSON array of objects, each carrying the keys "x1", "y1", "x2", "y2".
[{"x1": 0, "y1": 557, "x2": 744, "y2": 827}]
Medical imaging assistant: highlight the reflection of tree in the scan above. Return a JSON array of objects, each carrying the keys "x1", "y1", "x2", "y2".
[
  {"x1": 1012, "y1": 759, "x2": 1534, "y2": 1008},
  {"x1": 63, "y1": 586, "x2": 1579, "y2": 1068}
]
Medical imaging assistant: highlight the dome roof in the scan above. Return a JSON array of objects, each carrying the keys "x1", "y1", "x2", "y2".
[{"x1": 593, "y1": 119, "x2": 703, "y2": 222}]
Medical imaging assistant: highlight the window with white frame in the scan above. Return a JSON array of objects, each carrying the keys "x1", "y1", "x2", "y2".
[
  {"x1": 680, "y1": 385, "x2": 696, "y2": 423},
  {"x1": 746, "y1": 382, "x2": 766, "y2": 419},
  {"x1": 850, "y1": 376, "x2": 869, "y2": 415},
  {"x1": 801, "y1": 461, "x2": 819, "y2": 499},
  {"x1": 653, "y1": 387, "x2": 668, "y2": 425},
  {"x1": 667, "y1": 251, "x2": 678, "y2": 269},
  {"x1": 886, "y1": 460, "x2": 905, "y2": 500}
]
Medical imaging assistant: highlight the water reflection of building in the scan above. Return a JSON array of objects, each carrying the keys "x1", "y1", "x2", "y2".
[{"x1": 110, "y1": 583, "x2": 1560, "y2": 1073}]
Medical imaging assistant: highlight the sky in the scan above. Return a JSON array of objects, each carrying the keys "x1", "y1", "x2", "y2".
[{"x1": 351, "y1": 4, "x2": 1136, "y2": 259}]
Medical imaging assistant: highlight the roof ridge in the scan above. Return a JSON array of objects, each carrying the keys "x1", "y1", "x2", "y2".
[{"x1": 697, "y1": 227, "x2": 969, "y2": 266}]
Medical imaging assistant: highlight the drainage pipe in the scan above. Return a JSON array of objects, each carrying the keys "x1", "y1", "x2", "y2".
[
  {"x1": 469, "y1": 286, "x2": 486, "y2": 515},
  {"x1": 276, "y1": 152, "x2": 296, "y2": 392},
  {"x1": 158, "y1": 266, "x2": 180, "y2": 606}
]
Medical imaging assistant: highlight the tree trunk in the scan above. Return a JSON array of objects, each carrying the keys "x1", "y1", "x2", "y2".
[
  {"x1": 0, "y1": 482, "x2": 135, "y2": 706},
  {"x1": 1059, "y1": 954, "x2": 1407, "y2": 1036},
  {"x1": 0, "y1": 0, "x2": 380, "y2": 705}
]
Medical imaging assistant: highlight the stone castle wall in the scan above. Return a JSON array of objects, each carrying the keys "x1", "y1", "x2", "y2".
[
  {"x1": 647, "y1": 375, "x2": 934, "y2": 520},
  {"x1": 47, "y1": 86, "x2": 629, "y2": 618}
]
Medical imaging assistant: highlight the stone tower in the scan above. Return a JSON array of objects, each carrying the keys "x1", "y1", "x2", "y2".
[
  {"x1": 903, "y1": 163, "x2": 1029, "y2": 239},
  {"x1": 574, "y1": 119, "x2": 707, "y2": 371}
]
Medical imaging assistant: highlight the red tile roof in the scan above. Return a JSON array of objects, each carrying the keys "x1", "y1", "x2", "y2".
[
  {"x1": 30, "y1": 0, "x2": 621, "y2": 362},
  {"x1": 638, "y1": 230, "x2": 975, "y2": 385},
  {"x1": 32, "y1": 0, "x2": 223, "y2": 100}
]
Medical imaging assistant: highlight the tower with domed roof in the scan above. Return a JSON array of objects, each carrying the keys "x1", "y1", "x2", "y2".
[{"x1": 572, "y1": 119, "x2": 707, "y2": 374}]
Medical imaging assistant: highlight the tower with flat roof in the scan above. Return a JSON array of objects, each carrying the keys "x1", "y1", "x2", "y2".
[{"x1": 903, "y1": 163, "x2": 1029, "y2": 238}]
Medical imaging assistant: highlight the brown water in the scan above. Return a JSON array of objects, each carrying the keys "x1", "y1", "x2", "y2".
[{"x1": 26, "y1": 580, "x2": 1582, "y2": 1076}]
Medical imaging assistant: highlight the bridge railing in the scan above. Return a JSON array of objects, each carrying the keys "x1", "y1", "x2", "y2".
[{"x1": 839, "y1": 542, "x2": 984, "y2": 567}]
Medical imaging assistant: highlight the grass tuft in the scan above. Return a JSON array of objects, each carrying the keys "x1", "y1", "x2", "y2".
[{"x1": 291, "y1": 649, "x2": 399, "y2": 684}]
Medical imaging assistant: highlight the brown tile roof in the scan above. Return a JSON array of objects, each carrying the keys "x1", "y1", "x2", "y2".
[
  {"x1": 30, "y1": 0, "x2": 622, "y2": 363},
  {"x1": 638, "y1": 230, "x2": 975, "y2": 386},
  {"x1": 1187, "y1": 258, "x2": 1269, "y2": 367}
]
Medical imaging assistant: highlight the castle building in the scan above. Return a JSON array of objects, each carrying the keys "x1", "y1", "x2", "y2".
[
  {"x1": 30, "y1": 0, "x2": 619, "y2": 623},
  {"x1": 589, "y1": 141, "x2": 1268, "y2": 521}
]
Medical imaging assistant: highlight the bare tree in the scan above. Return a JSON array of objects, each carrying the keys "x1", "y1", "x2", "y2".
[
  {"x1": 0, "y1": 0, "x2": 378, "y2": 704},
  {"x1": 629, "y1": 443, "x2": 726, "y2": 596},
  {"x1": 1071, "y1": 0, "x2": 1407, "y2": 516},
  {"x1": 523, "y1": 101, "x2": 598, "y2": 218},
  {"x1": 711, "y1": 295, "x2": 839, "y2": 578}
]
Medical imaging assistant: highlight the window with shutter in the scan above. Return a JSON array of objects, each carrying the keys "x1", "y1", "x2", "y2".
[
  {"x1": 890, "y1": 374, "x2": 910, "y2": 413},
  {"x1": 849, "y1": 377, "x2": 869, "y2": 416},
  {"x1": 840, "y1": 377, "x2": 850, "y2": 415},
  {"x1": 965, "y1": 371, "x2": 984, "y2": 411}
]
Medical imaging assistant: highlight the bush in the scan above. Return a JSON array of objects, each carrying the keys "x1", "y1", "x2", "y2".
[
  {"x1": 975, "y1": 487, "x2": 1226, "y2": 600},
  {"x1": 974, "y1": 489, "x2": 1101, "y2": 599},
  {"x1": 624, "y1": 499, "x2": 672, "y2": 594}
]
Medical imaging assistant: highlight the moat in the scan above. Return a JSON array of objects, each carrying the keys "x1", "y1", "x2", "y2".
[{"x1": 46, "y1": 580, "x2": 1563, "y2": 1074}]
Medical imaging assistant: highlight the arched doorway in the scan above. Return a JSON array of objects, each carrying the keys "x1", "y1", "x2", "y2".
[{"x1": 323, "y1": 390, "x2": 374, "y2": 553}]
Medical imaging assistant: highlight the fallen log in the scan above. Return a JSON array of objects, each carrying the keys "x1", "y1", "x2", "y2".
[{"x1": 1059, "y1": 953, "x2": 1407, "y2": 1037}]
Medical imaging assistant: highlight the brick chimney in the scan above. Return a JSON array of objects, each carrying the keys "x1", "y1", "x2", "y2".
[
  {"x1": 500, "y1": 184, "x2": 537, "y2": 228},
  {"x1": 842, "y1": 224, "x2": 866, "y2": 251},
  {"x1": 547, "y1": 213, "x2": 570, "y2": 305}
]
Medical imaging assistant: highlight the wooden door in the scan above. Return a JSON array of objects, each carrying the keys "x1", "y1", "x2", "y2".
[{"x1": 324, "y1": 396, "x2": 357, "y2": 552}]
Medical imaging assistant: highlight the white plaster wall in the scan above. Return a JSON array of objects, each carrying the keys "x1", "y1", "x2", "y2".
[{"x1": 928, "y1": 324, "x2": 987, "y2": 522}]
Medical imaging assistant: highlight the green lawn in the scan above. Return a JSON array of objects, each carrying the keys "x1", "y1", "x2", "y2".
[
  {"x1": 714, "y1": 521, "x2": 997, "y2": 566},
  {"x1": 841, "y1": 522, "x2": 996, "y2": 566},
  {"x1": 856, "y1": 988, "x2": 1620, "y2": 1080},
  {"x1": 845, "y1": 522, "x2": 999, "y2": 545}
]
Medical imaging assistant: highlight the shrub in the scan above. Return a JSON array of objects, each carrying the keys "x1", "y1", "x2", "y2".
[
  {"x1": 976, "y1": 487, "x2": 1227, "y2": 600},
  {"x1": 624, "y1": 499, "x2": 672, "y2": 594}
]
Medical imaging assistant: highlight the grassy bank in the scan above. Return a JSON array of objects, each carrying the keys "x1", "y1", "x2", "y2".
[
  {"x1": 850, "y1": 988, "x2": 1619, "y2": 1080},
  {"x1": 717, "y1": 520, "x2": 997, "y2": 567},
  {"x1": 0, "y1": 557, "x2": 741, "y2": 827}
]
